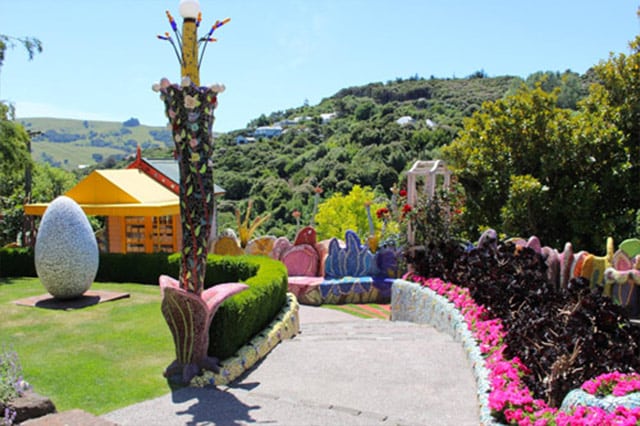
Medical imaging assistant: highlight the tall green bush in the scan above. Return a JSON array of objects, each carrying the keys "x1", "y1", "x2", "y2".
[
  {"x1": 443, "y1": 84, "x2": 626, "y2": 252},
  {"x1": 315, "y1": 185, "x2": 386, "y2": 241},
  {"x1": 96, "y1": 253, "x2": 177, "y2": 284}
]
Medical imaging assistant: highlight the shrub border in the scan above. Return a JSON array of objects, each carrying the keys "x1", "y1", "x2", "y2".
[
  {"x1": 391, "y1": 278, "x2": 640, "y2": 424},
  {"x1": 207, "y1": 255, "x2": 289, "y2": 359},
  {"x1": 191, "y1": 292, "x2": 300, "y2": 387},
  {"x1": 0, "y1": 248, "x2": 36, "y2": 278}
]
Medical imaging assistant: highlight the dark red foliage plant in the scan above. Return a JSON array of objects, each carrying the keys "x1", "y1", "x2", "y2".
[{"x1": 413, "y1": 238, "x2": 640, "y2": 407}]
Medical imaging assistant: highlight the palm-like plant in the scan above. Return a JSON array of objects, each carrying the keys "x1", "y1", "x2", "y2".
[{"x1": 235, "y1": 200, "x2": 270, "y2": 248}]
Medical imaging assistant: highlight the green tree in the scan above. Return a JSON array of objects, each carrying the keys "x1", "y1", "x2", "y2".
[
  {"x1": 354, "y1": 100, "x2": 376, "y2": 121},
  {"x1": 589, "y1": 36, "x2": 640, "y2": 201},
  {"x1": 443, "y1": 83, "x2": 625, "y2": 251},
  {"x1": 0, "y1": 106, "x2": 33, "y2": 245},
  {"x1": 314, "y1": 184, "x2": 386, "y2": 241},
  {"x1": 0, "y1": 34, "x2": 42, "y2": 68},
  {"x1": 521, "y1": 70, "x2": 588, "y2": 110},
  {"x1": 250, "y1": 114, "x2": 270, "y2": 128},
  {"x1": 4, "y1": 163, "x2": 78, "y2": 246},
  {"x1": 0, "y1": 105, "x2": 31, "y2": 175},
  {"x1": 0, "y1": 33, "x2": 42, "y2": 245},
  {"x1": 32, "y1": 163, "x2": 77, "y2": 202}
]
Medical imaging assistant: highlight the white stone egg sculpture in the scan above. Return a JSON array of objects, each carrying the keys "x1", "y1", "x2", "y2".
[{"x1": 35, "y1": 196, "x2": 99, "y2": 299}]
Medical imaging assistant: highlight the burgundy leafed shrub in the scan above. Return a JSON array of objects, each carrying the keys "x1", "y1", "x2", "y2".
[{"x1": 414, "y1": 239, "x2": 640, "y2": 407}]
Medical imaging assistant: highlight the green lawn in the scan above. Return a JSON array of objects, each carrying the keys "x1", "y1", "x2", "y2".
[
  {"x1": 324, "y1": 303, "x2": 391, "y2": 319},
  {"x1": 0, "y1": 278, "x2": 175, "y2": 415}
]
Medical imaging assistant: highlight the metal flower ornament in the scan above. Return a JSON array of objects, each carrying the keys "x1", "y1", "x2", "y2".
[{"x1": 153, "y1": 0, "x2": 247, "y2": 384}]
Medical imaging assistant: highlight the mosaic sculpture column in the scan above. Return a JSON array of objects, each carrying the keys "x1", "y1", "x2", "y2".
[{"x1": 154, "y1": 1, "x2": 246, "y2": 384}]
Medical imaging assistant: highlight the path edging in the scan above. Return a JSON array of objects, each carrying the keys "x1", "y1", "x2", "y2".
[
  {"x1": 391, "y1": 279, "x2": 497, "y2": 425},
  {"x1": 191, "y1": 292, "x2": 300, "y2": 387}
]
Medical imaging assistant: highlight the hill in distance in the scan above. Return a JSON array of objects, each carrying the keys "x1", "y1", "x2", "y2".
[
  {"x1": 17, "y1": 72, "x2": 592, "y2": 236},
  {"x1": 19, "y1": 71, "x2": 588, "y2": 177},
  {"x1": 20, "y1": 117, "x2": 173, "y2": 171}
]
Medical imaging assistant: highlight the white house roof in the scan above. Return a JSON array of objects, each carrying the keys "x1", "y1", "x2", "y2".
[{"x1": 396, "y1": 116, "x2": 415, "y2": 126}]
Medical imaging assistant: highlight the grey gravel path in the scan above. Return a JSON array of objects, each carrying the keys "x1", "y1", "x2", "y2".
[{"x1": 102, "y1": 305, "x2": 480, "y2": 426}]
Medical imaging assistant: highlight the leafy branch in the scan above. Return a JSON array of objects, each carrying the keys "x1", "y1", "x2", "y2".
[{"x1": 0, "y1": 35, "x2": 43, "y2": 69}]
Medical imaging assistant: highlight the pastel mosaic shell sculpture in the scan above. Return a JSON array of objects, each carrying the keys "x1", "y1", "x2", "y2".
[{"x1": 35, "y1": 196, "x2": 99, "y2": 299}]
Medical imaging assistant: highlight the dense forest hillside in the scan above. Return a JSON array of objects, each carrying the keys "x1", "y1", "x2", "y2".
[
  {"x1": 211, "y1": 72, "x2": 590, "y2": 235},
  {"x1": 21, "y1": 71, "x2": 592, "y2": 237}
]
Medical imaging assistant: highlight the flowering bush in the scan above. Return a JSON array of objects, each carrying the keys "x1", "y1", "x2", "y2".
[
  {"x1": 406, "y1": 274, "x2": 640, "y2": 425},
  {"x1": 0, "y1": 346, "x2": 30, "y2": 426},
  {"x1": 399, "y1": 184, "x2": 466, "y2": 247}
]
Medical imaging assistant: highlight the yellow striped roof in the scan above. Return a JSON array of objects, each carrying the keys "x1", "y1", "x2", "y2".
[
  {"x1": 25, "y1": 169, "x2": 179, "y2": 217},
  {"x1": 66, "y1": 169, "x2": 177, "y2": 204}
]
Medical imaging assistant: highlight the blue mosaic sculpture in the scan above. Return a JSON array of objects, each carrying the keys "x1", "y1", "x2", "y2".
[{"x1": 324, "y1": 230, "x2": 373, "y2": 279}]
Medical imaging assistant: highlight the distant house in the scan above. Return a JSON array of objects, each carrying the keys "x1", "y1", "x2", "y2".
[
  {"x1": 275, "y1": 119, "x2": 298, "y2": 127},
  {"x1": 426, "y1": 119, "x2": 437, "y2": 129},
  {"x1": 320, "y1": 112, "x2": 337, "y2": 124},
  {"x1": 254, "y1": 126, "x2": 283, "y2": 139},
  {"x1": 236, "y1": 135, "x2": 256, "y2": 145},
  {"x1": 293, "y1": 116, "x2": 313, "y2": 124},
  {"x1": 396, "y1": 116, "x2": 416, "y2": 127}
]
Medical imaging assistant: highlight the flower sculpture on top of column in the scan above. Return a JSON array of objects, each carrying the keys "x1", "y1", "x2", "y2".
[{"x1": 154, "y1": 0, "x2": 247, "y2": 384}]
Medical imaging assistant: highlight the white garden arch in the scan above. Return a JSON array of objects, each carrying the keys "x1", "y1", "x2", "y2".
[{"x1": 406, "y1": 160, "x2": 452, "y2": 244}]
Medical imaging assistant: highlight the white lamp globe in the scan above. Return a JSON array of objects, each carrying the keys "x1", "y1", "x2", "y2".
[{"x1": 179, "y1": 0, "x2": 200, "y2": 19}]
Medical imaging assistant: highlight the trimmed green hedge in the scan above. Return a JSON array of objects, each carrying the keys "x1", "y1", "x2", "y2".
[
  {"x1": 96, "y1": 253, "x2": 178, "y2": 284},
  {"x1": 0, "y1": 247, "x2": 36, "y2": 278},
  {"x1": 207, "y1": 255, "x2": 288, "y2": 359},
  {"x1": 0, "y1": 249, "x2": 272, "y2": 289},
  {"x1": 171, "y1": 254, "x2": 260, "y2": 287},
  {"x1": 0, "y1": 249, "x2": 175, "y2": 283}
]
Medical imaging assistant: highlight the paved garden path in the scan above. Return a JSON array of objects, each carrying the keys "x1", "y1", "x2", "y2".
[{"x1": 103, "y1": 305, "x2": 480, "y2": 426}]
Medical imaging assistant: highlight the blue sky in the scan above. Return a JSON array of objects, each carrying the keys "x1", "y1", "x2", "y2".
[{"x1": 0, "y1": 1, "x2": 638, "y2": 132}]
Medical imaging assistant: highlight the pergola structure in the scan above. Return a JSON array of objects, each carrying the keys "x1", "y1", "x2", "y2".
[
  {"x1": 406, "y1": 160, "x2": 452, "y2": 206},
  {"x1": 405, "y1": 160, "x2": 453, "y2": 244}
]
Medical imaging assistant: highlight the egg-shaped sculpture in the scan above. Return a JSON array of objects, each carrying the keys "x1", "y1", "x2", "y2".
[{"x1": 35, "y1": 196, "x2": 99, "y2": 299}]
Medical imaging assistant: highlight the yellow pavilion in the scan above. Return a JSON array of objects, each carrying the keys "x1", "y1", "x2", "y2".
[{"x1": 24, "y1": 169, "x2": 181, "y2": 254}]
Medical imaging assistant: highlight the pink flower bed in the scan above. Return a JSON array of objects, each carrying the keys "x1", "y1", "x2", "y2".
[
  {"x1": 582, "y1": 373, "x2": 640, "y2": 398},
  {"x1": 405, "y1": 273, "x2": 640, "y2": 425}
]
